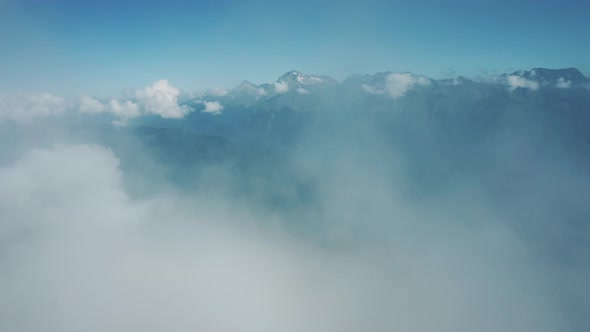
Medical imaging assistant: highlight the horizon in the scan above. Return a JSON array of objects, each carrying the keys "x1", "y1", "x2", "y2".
[
  {"x1": 2, "y1": 2, "x2": 590, "y2": 331},
  {"x1": 2, "y1": 65, "x2": 588, "y2": 99},
  {"x1": 1, "y1": 0, "x2": 589, "y2": 96}
]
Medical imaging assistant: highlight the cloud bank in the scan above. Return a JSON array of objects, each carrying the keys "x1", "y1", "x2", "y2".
[
  {"x1": 1, "y1": 66, "x2": 589, "y2": 332},
  {"x1": 0, "y1": 80, "x2": 191, "y2": 126},
  {"x1": 0, "y1": 93, "x2": 67, "y2": 123},
  {"x1": 0, "y1": 142, "x2": 571, "y2": 332}
]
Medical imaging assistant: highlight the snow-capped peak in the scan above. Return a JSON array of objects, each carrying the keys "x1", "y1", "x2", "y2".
[{"x1": 276, "y1": 70, "x2": 337, "y2": 87}]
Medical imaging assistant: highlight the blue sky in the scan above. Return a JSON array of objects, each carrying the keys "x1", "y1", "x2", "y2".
[{"x1": 1, "y1": 0, "x2": 588, "y2": 96}]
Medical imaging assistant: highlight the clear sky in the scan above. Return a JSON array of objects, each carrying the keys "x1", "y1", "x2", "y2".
[{"x1": 1, "y1": 0, "x2": 588, "y2": 96}]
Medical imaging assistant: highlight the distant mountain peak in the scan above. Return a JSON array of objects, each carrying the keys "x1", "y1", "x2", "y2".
[
  {"x1": 511, "y1": 67, "x2": 590, "y2": 86},
  {"x1": 238, "y1": 80, "x2": 256, "y2": 87},
  {"x1": 276, "y1": 70, "x2": 338, "y2": 87},
  {"x1": 230, "y1": 80, "x2": 260, "y2": 96},
  {"x1": 236, "y1": 80, "x2": 257, "y2": 90}
]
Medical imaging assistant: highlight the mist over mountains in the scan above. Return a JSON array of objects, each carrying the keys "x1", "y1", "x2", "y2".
[
  {"x1": 134, "y1": 67, "x2": 590, "y2": 189},
  {"x1": 1, "y1": 67, "x2": 590, "y2": 331}
]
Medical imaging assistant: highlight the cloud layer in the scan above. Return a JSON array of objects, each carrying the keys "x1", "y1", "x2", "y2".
[
  {"x1": 0, "y1": 143, "x2": 570, "y2": 332},
  {"x1": 0, "y1": 93, "x2": 67, "y2": 123},
  {"x1": 0, "y1": 80, "x2": 191, "y2": 126}
]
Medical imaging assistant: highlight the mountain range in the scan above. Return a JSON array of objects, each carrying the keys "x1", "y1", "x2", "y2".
[
  {"x1": 128, "y1": 68, "x2": 590, "y2": 156},
  {"x1": 185, "y1": 67, "x2": 589, "y2": 107},
  {"x1": 101, "y1": 67, "x2": 588, "y2": 209}
]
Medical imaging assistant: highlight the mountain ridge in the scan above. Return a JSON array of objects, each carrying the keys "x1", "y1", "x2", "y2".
[{"x1": 214, "y1": 67, "x2": 590, "y2": 100}]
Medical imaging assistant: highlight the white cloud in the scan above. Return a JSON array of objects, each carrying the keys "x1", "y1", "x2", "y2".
[
  {"x1": 202, "y1": 101, "x2": 224, "y2": 115},
  {"x1": 0, "y1": 144, "x2": 364, "y2": 332},
  {"x1": 75, "y1": 80, "x2": 192, "y2": 125},
  {"x1": 296, "y1": 87, "x2": 310, "y2": 95},
  {"x1": 0, "y1": 93, "x2": 67, "y2": 123},
  {"x1": 361, "y1": 84, "x2": 385, "y2": 95},
  {"x1": 555, "y1": 77, "x2": 572, "y2": 89},
  {"x1": 0, "y1": 143, "x2": 569, "y2": 332},
  {"x1": 274, "y1": 81, "x2": 289, "y2": 94},
  {"x1": 529, "y1": 69, "x2": 537, "y2": 78},
  {"x1": 108, "y1": 100, "x2": 139, "y2": 127},
  {"x1": 0, "y1": 145, "x2": 123, "y2": 206},
  {"x1": 79, "y1": 97, "x2": 107, "y2": 114},
  {"x1": 362, "y1": 73, "x2": 431, "y2": 99},
  {"x1": 506, "y1": 75, "x2": 539, "y2": 92},
  {"x1": 384, "y1": 73, "x2": 431, "y2": 99},
  {"x1": 0, "y1": 80, "x2": 191, "y2": 125},
  {"x1": 135, "y1": 79, "x2": 191, "y2": 119},
  {"x1": 256, "y1": 87, "x2": 268, "y2": 97},
  {"x1": 77, "y1": 98, "x2": 139, "y2": 126},
  {"x1": 108, "y1": 99, "x2": 140, "y2": 118}
]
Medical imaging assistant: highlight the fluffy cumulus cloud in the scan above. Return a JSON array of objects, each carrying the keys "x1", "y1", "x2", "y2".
[
  {"x1": 77, "y1": 80, "x2": 192, "y2": 125},
  {"x1": 202, "y1": 100, "x2": 224, "y2": 114},
  {"x1": 0, "y1": 80, "x2": 191, "y2": 125},
  {"x1": 362, "y1": 73, "x2": 431, "y2": 99},
  {"x1": 109, "y1": 100, "x2": 141, "y2": 127},
  {"x1": 79, "y1": 96, "x2": 107, "y2": 114},
  {"x1": 0, "y1": 93, "x2": 67, "y2": 123},
  {"x1": 134, "y1": 79, "x2": 191, "y2": 118},
  {"x1": 274, "y1": 81, "x2": 289, "y2": 94},
  {"x1": 507, "y1": 75, "x2": 540, "y2": 92},
  {"x1": 555, "y1": 77, "x2": 572, "y2": 89}
]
